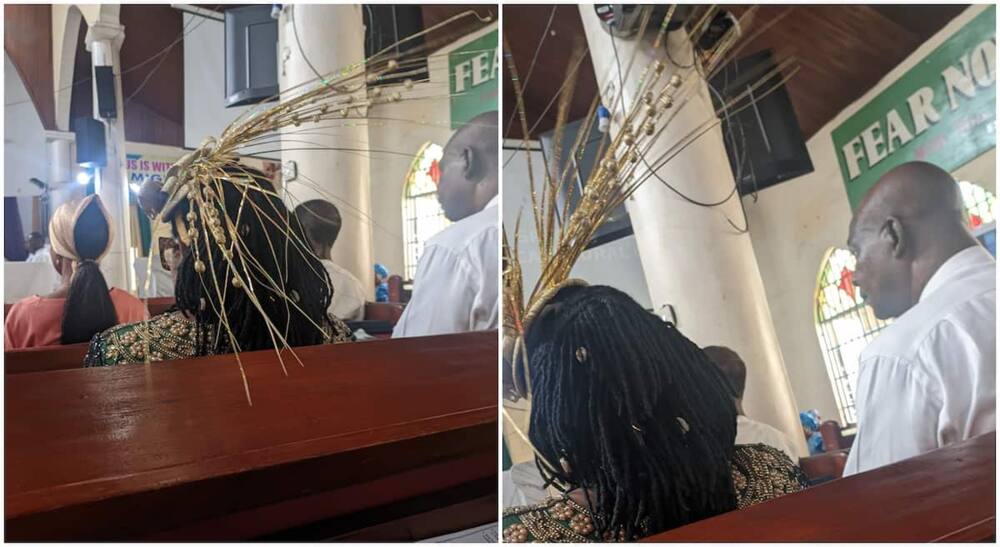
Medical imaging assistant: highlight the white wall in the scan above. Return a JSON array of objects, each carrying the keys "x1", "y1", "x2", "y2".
[
  {"x1": 745, "y1": 5, "x2": 995, "y2": 424},
  {"x1": 502, "y1": 144, "x2": 653, "y2": 310}
]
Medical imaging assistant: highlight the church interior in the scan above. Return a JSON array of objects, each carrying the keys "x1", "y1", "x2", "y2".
[
  {"x1": 5, "y1": 4, "x2": 498, "y2": 541},
  {"x1": 501, "y1": 4, "x2": 995, "y2": 542}
]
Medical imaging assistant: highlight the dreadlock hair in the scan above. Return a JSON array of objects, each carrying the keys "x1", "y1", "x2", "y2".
[
  {"x1": 171, "y1": 164, "x2": 333, "y2": 356},
  {"x1": 523, "y1": 285, "x2": 738, "y2": 539}
]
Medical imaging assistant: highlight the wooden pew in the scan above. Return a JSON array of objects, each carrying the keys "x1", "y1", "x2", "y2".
[
  {"x1": 644, "y1": 431, "x2": 995, "y2": 542},
  {"x1": 798, "y1": 450, "x2": 848, "y2": 484},
  {"x1": 5, "y1": 342, "x2": 89, "y2": 374},
  {"x1": 5, "y1": 304, "x2": 404, "y2": 374},
  {"x1": 146, "y1": 296, "x2": 175, "y2": 316},
  {"x1": 5, "y1": 331, "x2": 498, "y2": 541}
]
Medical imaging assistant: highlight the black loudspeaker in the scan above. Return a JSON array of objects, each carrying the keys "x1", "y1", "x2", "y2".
[
  {"x1": 709, "y1": 49, "x2": 814, "y2": 195},
  {"x1": 94, "y1": 66, "x2": 117, "y2": 119},
  {"x1": 225, "y1": 5, "x2": 279, "y2": 107},
  {"x1": 363, "y1": 5, "x2": 426, "y2": 83},
  {"x1": 73, "y1": 117, "x2": 107, "y2": 167},
  {"x1": 540, "y1": 117, "x2": 634, "y2": 250}
]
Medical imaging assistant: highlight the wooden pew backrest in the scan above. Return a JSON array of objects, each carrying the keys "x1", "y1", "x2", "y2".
[
  {"x1": 5, "y1": 342, "x2": 89, "y2": 374},
  {"x1": 364, "y1": 302, "x2": 404, "y2": 325},
  {"x1": 644, "y1": 432, "x2": 995, "y2": 542},
  {"x1": 6, "y1": 331, "x2": 498, "y2": 541},
  {"x1": 145, "y1": 296, "x2": 175, "y2": 317},
  {"x1": 798, "y1": 450, "x2": 848, "y2": 483}
]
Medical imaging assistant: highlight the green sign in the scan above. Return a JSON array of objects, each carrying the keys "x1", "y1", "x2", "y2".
[
  {"x1": 449, "y1": 28, "x2": 499, "y2": 129},
  {"x1": 832, "y1": 6, "x2": 996, "y2": 210}
]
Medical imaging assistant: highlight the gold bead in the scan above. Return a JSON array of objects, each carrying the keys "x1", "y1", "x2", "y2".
[
  {"x1": 646, "y1": 106, "x2": 657, "y2": 118},
  {"x1": 387, "y1": 59, "x2": 399, "y2": 70},
  {"x1": 393, "y1": 92, "x2": 402, "y2": 102},
  {"x1": 643, "y1": 91, "x2": 654, "y2": 105},
  {"x1": 670, "y1": 74, "x2": 682, "y2": 87},
  {"x1": 312, "y1": 114, "x2": 321, "y2": 124},
  {"x1": 644, "y1": 122, "x2": 655, "y2": 136},
  {"x1": 186, "y1": 212, "x2": 197, "y2": 223},
  {"x1": 575, "y1": 346, "x2": 588, "y2": 363},
  {"x1": 404, "y1": 78, "x2": 414, "y2": 89},
  {"x1": 231, "y1": 277, "x2": 243, "y2": 288},
  {"x1": 194, "y1": 260, "x2": 206, "y2": 273},
  {"x1": 654, "y1": 60, "x2": 665, "y2": 74},
  {"x1": 661, "y1": 94, "x2": 674, "y2": 109},
  {"x1": 371, "y1": 87, "x2": 382, "y2": 97},
  {"x1": 366, "y1": 73, "x2": 377, "y2": 84},
  {"x1": 623, "y1": 134, "x2": 634, "y2": 146}
]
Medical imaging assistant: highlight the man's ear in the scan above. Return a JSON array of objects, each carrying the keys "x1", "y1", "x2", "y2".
[
  {"x1": 882, "y1": 216, "x2": 907, "y2": 258},
  {"x1": 462, "y1": 146, "x2": 485, "y2": 183}
]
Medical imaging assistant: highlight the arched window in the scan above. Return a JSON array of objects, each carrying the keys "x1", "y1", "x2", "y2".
[
  {"x1": 815, "y1": 182, "x2": 996, "y2": 425},
  {"x1": 402, "y1": 142, "x2": 448, "y2": 280},
  {"x1": 814, "y1": 248, "x2": 891, "y2": 426}
]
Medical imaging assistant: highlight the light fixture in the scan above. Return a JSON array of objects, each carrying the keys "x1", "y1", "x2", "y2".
[
  {"x1": 129, "y1": 182, "x2": 142, "y2": 194},
  {"x1": 76, "y1": 171, "x2": 92, "y2": 185}
]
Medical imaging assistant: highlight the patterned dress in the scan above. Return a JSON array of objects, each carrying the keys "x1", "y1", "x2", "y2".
[
  {"x1": 502, "y1": 444, "x2": 808, "y2": 542},
  {"x1": 84, "y1": 310, "x2": 354, "y2": 366}
]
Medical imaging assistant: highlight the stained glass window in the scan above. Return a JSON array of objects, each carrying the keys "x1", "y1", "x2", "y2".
[
  {"x1": 959, "y1": 180, "x2": 997, "y2": 231},
  {"x1": 402, "y1": 142, "x2": 448, "y2": 280},
  {"x1": 814, "y1": 182, "x2": 996, "y2": 426},
  {"x1": 814, "y1": 248, "x2": 891, "y2": 426}
]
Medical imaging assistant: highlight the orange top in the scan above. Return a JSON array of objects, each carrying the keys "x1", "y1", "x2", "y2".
[{"x1": 4, "y1": 289, "x2": 147, "y2": 350}]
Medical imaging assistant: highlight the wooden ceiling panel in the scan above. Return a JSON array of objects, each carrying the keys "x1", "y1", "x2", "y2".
[{"x1": 503, "y1": 4, "x2": 967, "y2": 141}]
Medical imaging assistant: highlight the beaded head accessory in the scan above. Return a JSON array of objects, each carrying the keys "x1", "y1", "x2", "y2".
[{"x1": 132, "y1": 9, "x2": 494, "y2": 404}]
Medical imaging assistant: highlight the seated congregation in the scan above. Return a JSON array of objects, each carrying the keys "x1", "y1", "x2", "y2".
[
  {"x1": 4, "y1": 112, "x2": 500, "y2": 541},
  {"x1": 501, "y1": 161, "x2": 996, "y2": 542}
]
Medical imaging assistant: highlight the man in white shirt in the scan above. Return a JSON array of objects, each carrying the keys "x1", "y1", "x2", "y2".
[
  {"x1": 843, "y1": 161, "x2": 995, "y2": 476},
  {"x1": 294, "y1": 199, "x2": 367, "y2": 321},
  {"x1": 24, "y1": 232, "x2": 51, "y2": 264},
  {"x1": 702, "y1": 345, "x2": 800, "y2": 462},
  {"x1": 393, "y1": 111, "x2": 498, "y2": 338}
]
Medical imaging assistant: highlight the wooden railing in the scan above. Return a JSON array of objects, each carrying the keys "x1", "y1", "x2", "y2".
[
  {"x1": 645, "y1": 431, "x2": 995, "y2": 542},
  {"x1": 5, "y1": 331, "x2": 498, "y2": 541}
]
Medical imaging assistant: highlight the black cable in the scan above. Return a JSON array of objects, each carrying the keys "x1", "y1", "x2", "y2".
[{"x1": 608, "y1": 30, "x2": 744, "y2": 218}]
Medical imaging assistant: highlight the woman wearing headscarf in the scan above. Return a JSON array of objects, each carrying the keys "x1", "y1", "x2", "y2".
[
  {"x1": 4, "y1": 195, "x2": 146, "y2": 349},
  {"x1": 84, "y1": 164, "x2": 353, "y2": 366},
  {"x1": 501, "y1": 284, "x2": 807, "y2": 542}
]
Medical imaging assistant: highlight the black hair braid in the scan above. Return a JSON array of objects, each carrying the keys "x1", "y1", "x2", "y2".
[
  {"x1": 60, "y1": 199, "x2": 118, "y2": 344},
  {"x1": 525, "y1": 285, "x2": 738, "y2": 539},
  {"x1": 172, "y1": 165, "x2": 332, "y2": 356}
]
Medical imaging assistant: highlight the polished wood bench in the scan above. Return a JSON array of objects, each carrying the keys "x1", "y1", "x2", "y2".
[
  {"x1": 5, "y1": 331, "x2": 498, "y2": 541},
  {"x1": 645, "y1": 432, "x2": 995, "y2": 542},
  {"x1": 5, "y1": 302, "x2": 408, "y2": 374}
]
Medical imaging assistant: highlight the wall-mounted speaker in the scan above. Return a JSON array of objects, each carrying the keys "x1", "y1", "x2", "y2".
[
  {"x1": 709, "y1": 49, "x2": 814, "y2": 195},
  {"x1": 73, "y1": 117, "x2": 107, "y2": 168},
  {"x1": 94, "y1": 66, "x2": 117, "y2": 119},
  {"x1": 225, "y1": 5, "x2": 279, "y2": 107}
]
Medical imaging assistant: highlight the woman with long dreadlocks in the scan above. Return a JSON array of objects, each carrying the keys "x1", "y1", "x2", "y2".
[
  {"x1": 501, "y1": 284, "x2": 806, "y2": 542},
  {"x1": 84, "y1": 164, "x2": 353, "y2": 366}
]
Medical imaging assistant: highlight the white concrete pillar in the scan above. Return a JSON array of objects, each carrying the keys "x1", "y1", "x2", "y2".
[
  {"x1": 278, "y1": 4, "x2": 373, "y2": 298},
  {"x1": 578, "y1": 8, "x2": 807, "y2": 455},
  {"x1": 85, "y1": 20, "x2": 133, "y2": 293}
]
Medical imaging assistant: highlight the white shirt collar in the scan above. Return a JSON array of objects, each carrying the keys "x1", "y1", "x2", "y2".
[
  {"x1": 483, "y1": 194, "x2": 499, "y2": 210},
  {"x1": 919, "y1": 245, "x2": 995, "y2": 302}
]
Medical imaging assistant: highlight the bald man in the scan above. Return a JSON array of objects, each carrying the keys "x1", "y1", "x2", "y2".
[
  {"x1": 844, "y1": 161, "x2": 995, "y2": 476},
  {"x1": 393, "y1": 111, "x2": 499, "y2": 337}
]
